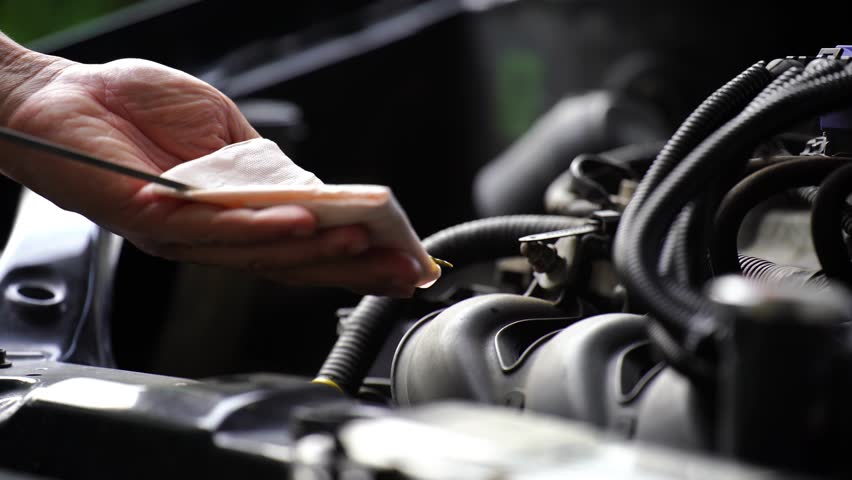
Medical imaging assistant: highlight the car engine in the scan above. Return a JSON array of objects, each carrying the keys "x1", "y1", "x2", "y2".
[{"x1": 0, "y1": 1, "x2": 851, "y2": 479}]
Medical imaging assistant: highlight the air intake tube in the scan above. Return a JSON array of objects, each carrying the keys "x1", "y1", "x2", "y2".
[{"x1": 316, "y1": 215, "x2": 587, "y2": 395}]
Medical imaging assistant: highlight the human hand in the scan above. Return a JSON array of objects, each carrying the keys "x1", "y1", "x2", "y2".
[{"x1": 0, "y1": 42, "x2": 425, "y2": 297}]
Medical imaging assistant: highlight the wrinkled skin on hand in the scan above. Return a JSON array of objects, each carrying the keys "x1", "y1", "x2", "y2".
[{"x1": 0, "y1": 53, "x2": 425, "y2": 297}]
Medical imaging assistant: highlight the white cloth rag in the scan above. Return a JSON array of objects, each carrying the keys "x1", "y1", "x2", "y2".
[{"x1": 153, "y1": 138, "x2": 440, "y2": 286}]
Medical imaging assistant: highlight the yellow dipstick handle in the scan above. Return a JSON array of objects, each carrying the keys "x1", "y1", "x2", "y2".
[
  {"x1": 430, "y1": 256, "x2": 454, "y2": 269},
  {"x1": 312, "y1": 376, "x2": 344, "y2": 393}
]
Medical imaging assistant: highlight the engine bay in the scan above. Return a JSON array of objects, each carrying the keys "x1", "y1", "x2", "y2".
[{"x1": 1, "y1": 1, "x2": 852, "y2": 479}]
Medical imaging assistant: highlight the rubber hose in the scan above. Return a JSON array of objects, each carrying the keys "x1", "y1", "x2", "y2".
[
  {"x1": 795, "y1": 186, "x2": 820, "y2": 205},
  {"x1": 647, "y1": 64, "x2": 804, "y2": 269},
  {"x1": 623, "y1": 61, "x2": 843, "y2": 334},
  {"x1": 615, "y1": 63, "x2": 774, "y2": 326},
  {"x1": 745, "y1": 64, "x2": 808, "y2": 110},
  {"x1": 793, "y1": 186, "x2": 852, "y2": 235},
  {"x1": 630, "y1": 64, "x2": 799, "y2": 375},
  {"x1": 681, "y1": 195, "x2": 716, "y2": 286},
  {"x1": 626, "y1": 61, "x2": 852, "y2": 338},
  {"x1": 543, "y1": 169, "x2": 600, "y2": 217},
  {"x1": 317, "y1": 215, "x2": 586, "y2": 395},
  {"x1": 637, "y1": 79, "x2": 848, "y2": 316},
  {"x1": 615, "y1": 63, "x2": 773, "y2": 317},
  {"x1": 626, "y1": 62, "x2": 822, "y2": 377},
  {"x1": 739, "y1": 254, "x2": 828, "y2": 289},
  {"x1": 657, "y1": 74, "x2": 807, "y2": 292},
  {"x1": 618, "y1": 62, "x2": 771, "y2": 240},
  {"x1": 713, "y1": 157, "x2": 852, "y2": 274},
  {"x1": 659, "y1": 205, "x2": 693, "y2": 283},
  {"x1": 545, "y1": 142, "x2": 660, "y2": 215},
  {"x1": 812, "y1": 162, "x2": 852, "y2": 284},
  {"x1": 684, "y1": 70, "x2": 809, "y2": 285}
]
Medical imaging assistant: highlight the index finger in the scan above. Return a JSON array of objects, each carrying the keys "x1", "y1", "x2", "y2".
[{"x1": 124, "y1": 194, "x2": 319, "y2": 245}]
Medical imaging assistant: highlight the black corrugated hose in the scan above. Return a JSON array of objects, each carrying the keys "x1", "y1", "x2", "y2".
[
  {"x1": 617, "y1": 63, "x2": 773, "y2": 255},
  {"x1": 316, "y1": 215, "x2": 588, "y2": 395},
  {"x1": 615, "y1": 62, "x2": 774, "y2": 328},
  {"x1": 658, "y1": 205, "x2": 693, "y2": 284},
  {"x1": 614, "y1": 62, "x2": 774, "y2": 338},
  {"x1": 622, "y1": 59, "x2": 852, "y2": 378},
  {"x1": 653, "y1": 64, "x2": 809, "y2": 296},
  {"x1": 636, "y1": 59, "x2": 848, "y2": 290},
  {"x1": 738, "y1": 254, "x2": 828, "y2": 289},
  {"x1": 665, "y1": 65, "x2": 809, "y2": 286},
  {"x1": 796, "y1": 186, "x2": 820, "y2": 205},
  {"x1": 637, "y1": 61, "x2": 842, "y2": 298},
  {"x1": 648, "y1": 253, "x2": 829, "y2": 379}
]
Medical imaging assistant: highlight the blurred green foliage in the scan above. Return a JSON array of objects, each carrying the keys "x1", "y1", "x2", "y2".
[{"x1": 0, "y1": 0, "x2": 137, "y2": 44}]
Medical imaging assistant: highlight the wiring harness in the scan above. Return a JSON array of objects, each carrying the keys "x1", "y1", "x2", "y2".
[{"x1": 613, "y1": 52, "x2": 852, "y2": 379}]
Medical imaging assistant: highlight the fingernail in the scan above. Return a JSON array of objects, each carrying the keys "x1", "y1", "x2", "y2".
[{"x1": 417, "y1": 261, "x2": 442, "y2": 288}]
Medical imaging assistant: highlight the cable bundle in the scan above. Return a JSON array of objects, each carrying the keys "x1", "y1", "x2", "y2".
[{"x1": 613, "y1": 56, "x2": 852, "y2": 378}]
